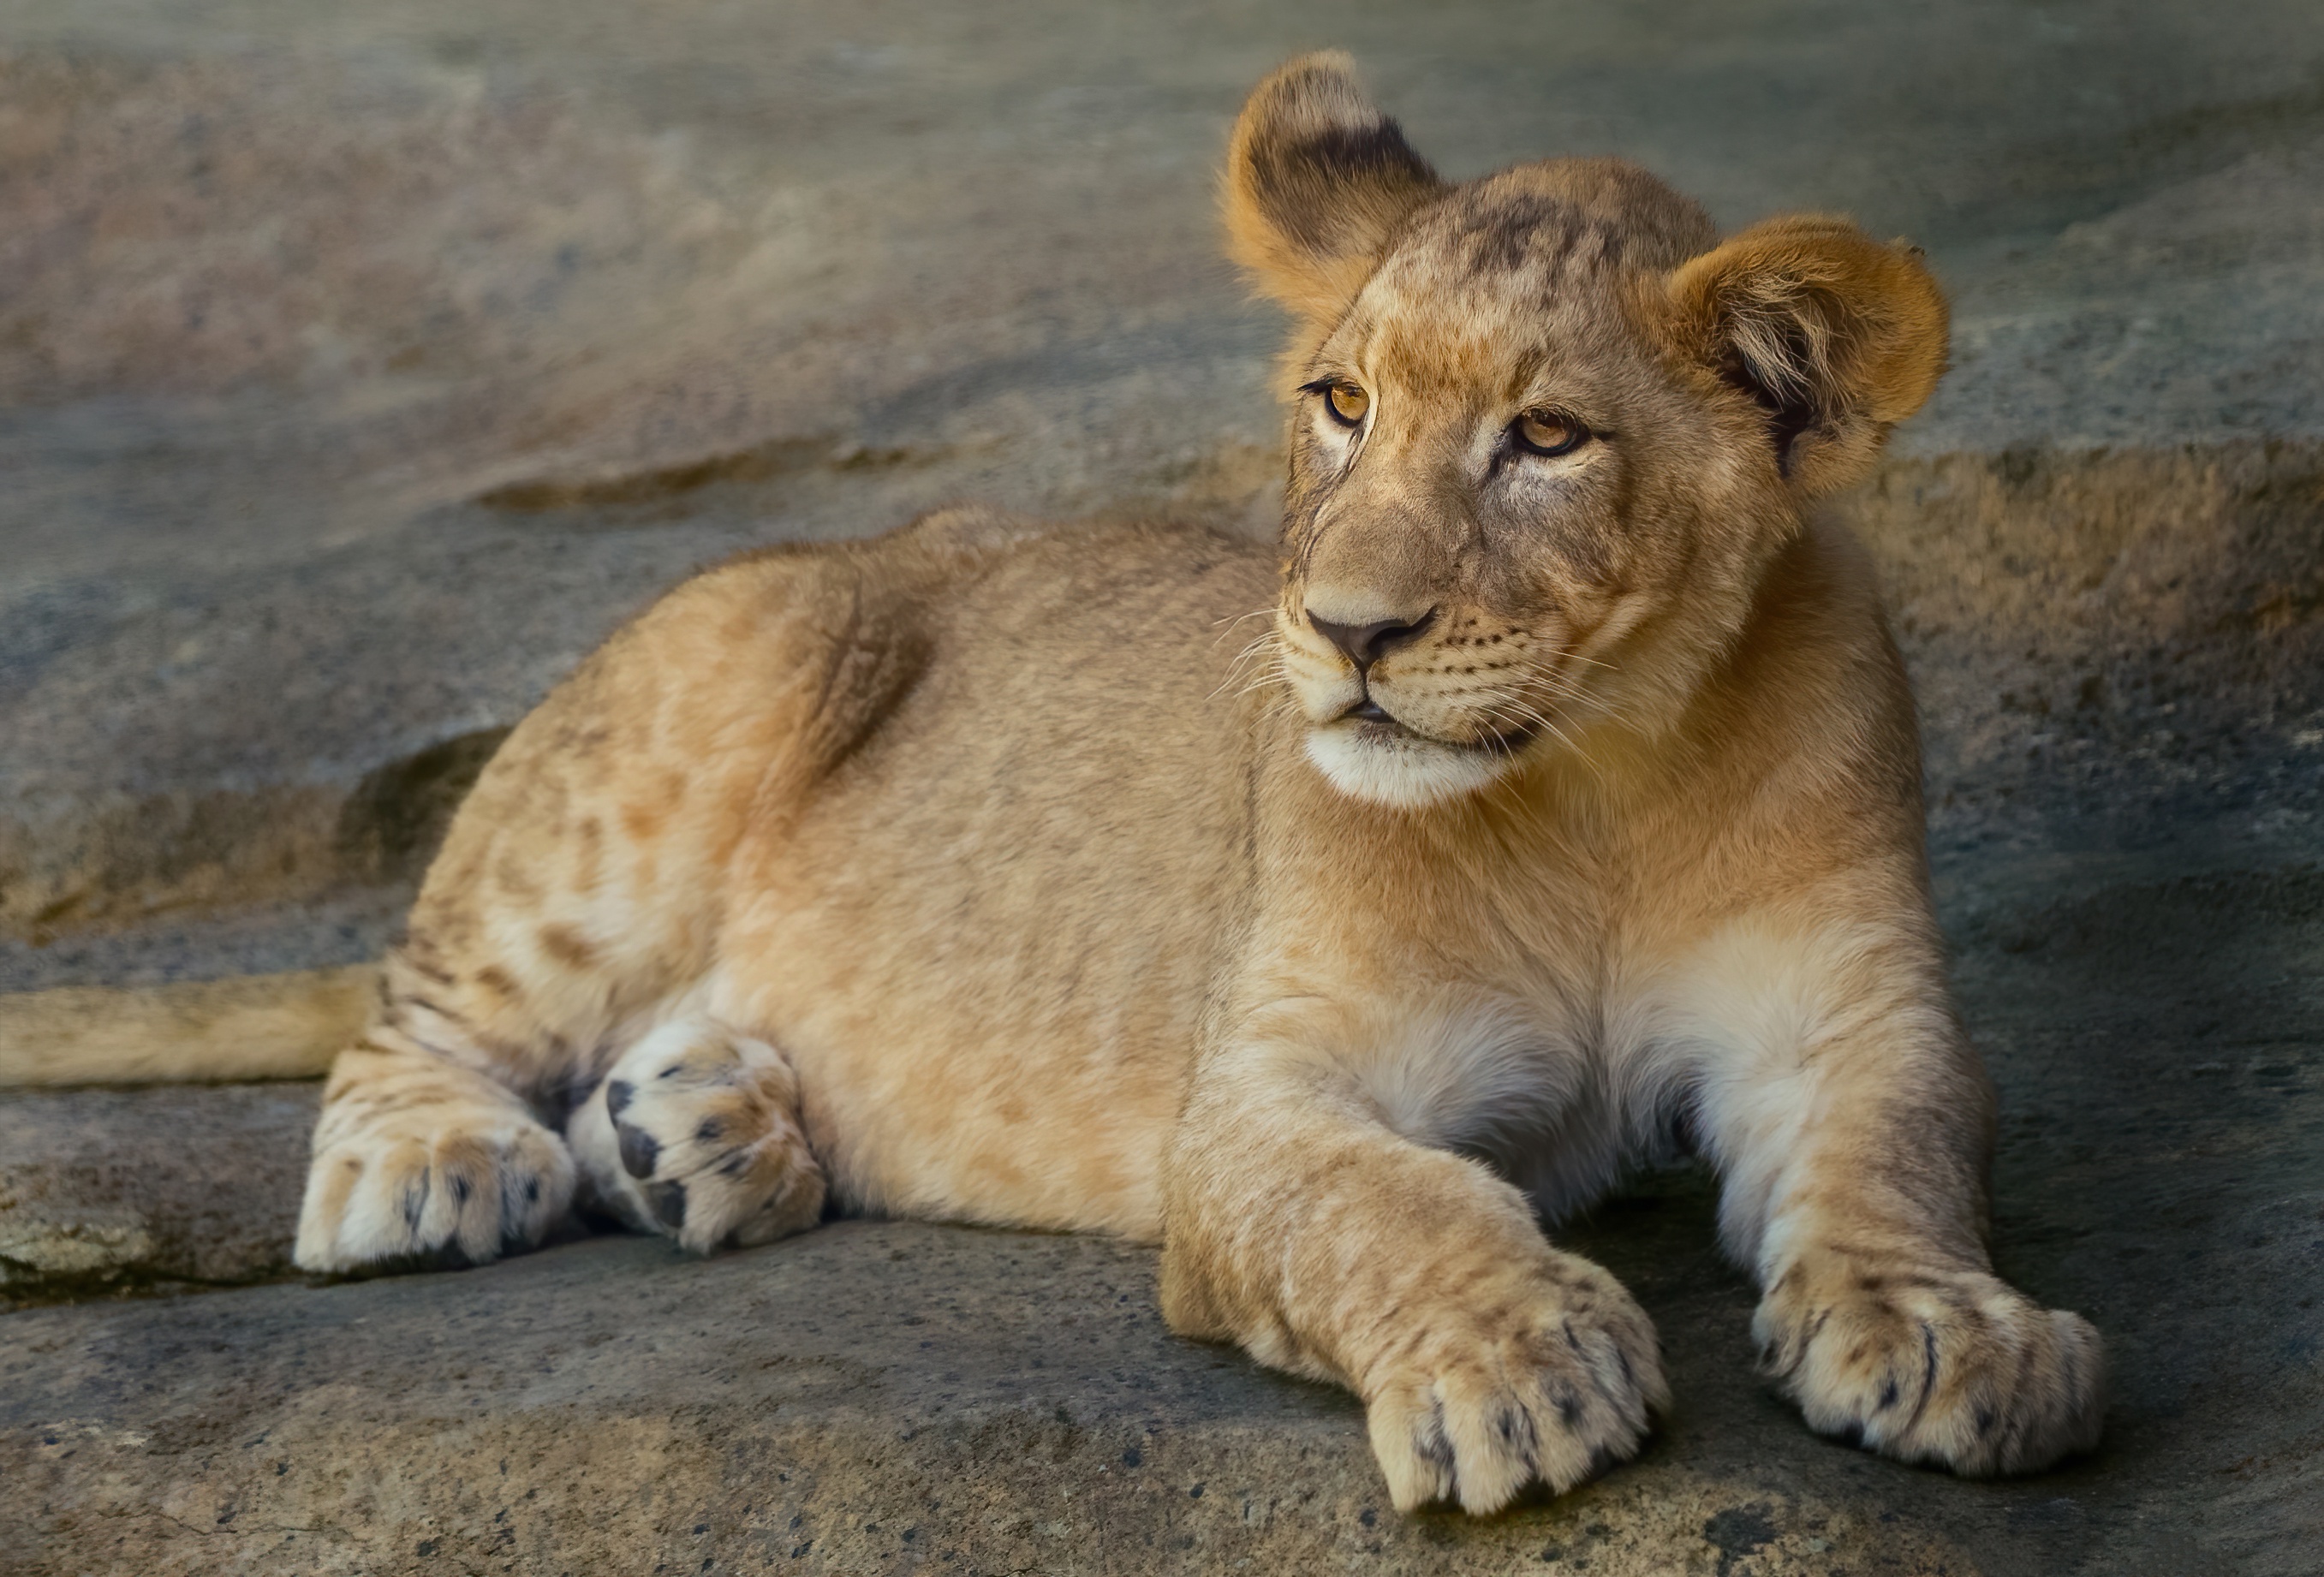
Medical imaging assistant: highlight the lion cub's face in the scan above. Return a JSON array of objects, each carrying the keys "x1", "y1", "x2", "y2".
[
  {"x1": 1225, "y1": 57, "x2": 1947, "y2": 809},
  {"x1": 1272, "y1": 164, "x2": 1730, "y2": 808}
]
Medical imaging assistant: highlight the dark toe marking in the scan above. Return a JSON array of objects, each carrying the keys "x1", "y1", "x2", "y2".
[
  {"x1": 1415, "y1": 1403, "x2": 1455, "y2": 1472},
  {"x1": 695, "y1": 1118, "x2": 724, "y2": 1142},
  {"x1": 1900, "y1": 1322, "x2": 1943, "y2": 1434},
  {"x1": 617, "y1": 1121, "x2": 662, "y2": 1180},
  {"x1": 648, "y1": 1180, "x2": 688, "y2": 1230},
  {"x1": 1493, "y1": 1401, "x2": 1536, "y2": 1464},
  {"x1": 400, "y1": 1175, "x2": 430, "y2": 1232},
  {"x1": 1877, "y1": 1377, "x2": 1901, "y2": 1410},
  {"x1": 451, "y1": 1175, "x2": 473, "y2": 1205},
  {"x1": 606, "y1": 1080, "x2": 635, "y2": 1118},
  {"x1": 498, "y1": 1179, "x2": 537, "y2": 1248}
]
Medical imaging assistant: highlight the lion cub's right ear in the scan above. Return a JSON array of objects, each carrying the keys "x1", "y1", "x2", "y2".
[{"x1": 1224, "y1": 53, "x2": 1444, "y2": 322}]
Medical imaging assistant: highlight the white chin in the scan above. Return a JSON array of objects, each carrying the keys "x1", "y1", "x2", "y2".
[{"x1": 1303, "y1": 723, "x2": 1513, "y2": 810}]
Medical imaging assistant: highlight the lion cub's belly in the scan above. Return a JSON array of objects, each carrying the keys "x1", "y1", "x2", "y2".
[
  {"x1": 716, "y1": 840, "x2": 1227, "y2": 1239},
  {"x1": 709, "y1": 521, "x2": 1278, "y2": 1239}
]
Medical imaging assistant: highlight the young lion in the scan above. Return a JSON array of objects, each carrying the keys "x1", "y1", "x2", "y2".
[{"x1": 29, "y1": 54, "x2": 2106, "y2": 1513}]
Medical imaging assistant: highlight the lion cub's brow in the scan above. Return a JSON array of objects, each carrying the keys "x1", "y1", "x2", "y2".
[
  {"x1": 1419, "y1": 193, "x2": 1657, "y2": 283},
  {"x1": 1391, "y1": 165, "x2": 1718, "y2": 290},
  {"x1": 1339, "y1": 183, "x2": 1712, "y2": 400}
]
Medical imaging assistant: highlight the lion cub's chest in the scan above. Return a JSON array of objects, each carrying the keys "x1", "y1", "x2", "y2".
[{"x1": 1331, "y1": 960, "x2": 1709, "y2": 1221}]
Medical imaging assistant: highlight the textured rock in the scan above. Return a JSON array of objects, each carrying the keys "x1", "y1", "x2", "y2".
[
  {"x1": 1847, "y1": 441, "x2": 2324, "y2": 846},
  {"x1": 2, "y1": 1223, "x2": 1987, "y2": 1577},
  {"x1": 0, "y1": 1084, "x2": 317, "y2": 1308}
]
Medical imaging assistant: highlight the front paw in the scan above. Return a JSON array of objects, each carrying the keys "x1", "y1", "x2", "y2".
[
  {"x1": 1755, "y1": 1254, "x2": 2104, "y2": 1475},
  {"x1": 1360, "y1": 1252, "x2": 1668, "y2": 1515},
  {"x1": 569, "y1": 1020, "x2": 826, "y2": 1254}
]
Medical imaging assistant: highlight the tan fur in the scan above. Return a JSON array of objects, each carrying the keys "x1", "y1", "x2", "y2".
[
  {"x1": 0, "y1": 966, "x2": 367, "y2": 1084},
  {"x1": 1223, "y1": 51, "x2": 1445, "y2": 325},
  {"x1": 5, "y1": 55, "x2": 2100, "y2": 1513}
]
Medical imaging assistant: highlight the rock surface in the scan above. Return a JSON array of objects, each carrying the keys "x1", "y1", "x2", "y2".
[
  {"x1": 0, "y1": 1083, "x2": 315, "y2": 1308},
  {"x1": 3, "y1": 0, "x2": 2323, "y2": 1573}
]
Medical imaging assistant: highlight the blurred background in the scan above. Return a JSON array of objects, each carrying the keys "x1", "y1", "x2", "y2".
[{"x1": 3, "y1": 6, "x2": 2321, "y2": 1574}]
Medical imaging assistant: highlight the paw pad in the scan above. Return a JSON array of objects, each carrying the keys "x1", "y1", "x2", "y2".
[{"x1": 570, "y1": 1021, "x2": 828, "y2": 1254}]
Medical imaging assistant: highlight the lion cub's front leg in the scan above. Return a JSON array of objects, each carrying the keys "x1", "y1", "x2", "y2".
[
  {"x1": 568, "y1": 1019, "x2": 827, "y2": 1254},
  {"x1": 1690, "y1": 913, "x2": 2105, "y2": 1476},
  {"x1": 1753, "y1": 1245, "x2": 2102, "y2": 1474},
  {"x1": 1161, "y1": 1027, "x2": 1666, "y2": 1515}
]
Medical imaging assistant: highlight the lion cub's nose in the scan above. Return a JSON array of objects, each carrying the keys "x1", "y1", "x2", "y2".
[{"x1": 1307, "y1": 607, "x2": 1436, "y2": 672}]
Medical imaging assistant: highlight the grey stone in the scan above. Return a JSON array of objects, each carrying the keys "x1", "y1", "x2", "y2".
[
  {"x1": 6, "y1": 1223, "x2": 1989, "y2": 1577},
  {"x1": 0, "y1": 1083, "x2": 318, "y2": 1309}
]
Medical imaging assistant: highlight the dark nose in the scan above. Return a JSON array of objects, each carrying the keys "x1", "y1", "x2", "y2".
[{"x1": 1307, "y1": 608, "x2": 1436, "y2": 671}]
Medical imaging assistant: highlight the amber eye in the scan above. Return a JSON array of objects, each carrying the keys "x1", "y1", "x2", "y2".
[
  {"x1": 1513, "y1": 409, "x2": 1589, "y2": 457},
  {"x1": 1323, "y1": 381, "x2": 1371, "y2": 427}
]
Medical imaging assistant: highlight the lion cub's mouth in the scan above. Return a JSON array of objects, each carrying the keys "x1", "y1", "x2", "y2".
[
  {"x1": 1305, "y1": 702, "x2": 1536, "y2": 810},
  {"x1": 1334, "y1": 698, "x2": 1540, "y2": 757}
]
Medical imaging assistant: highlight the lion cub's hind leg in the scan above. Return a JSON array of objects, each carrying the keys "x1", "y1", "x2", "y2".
[
  {"x1": 296, "y1": 1034, "x2": 576, "y2": 1274},
  {"x1": 569, "y1": 1019, "x2": 827, "y2": 1254}
]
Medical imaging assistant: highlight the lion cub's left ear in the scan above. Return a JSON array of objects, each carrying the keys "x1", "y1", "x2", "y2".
[
  {"x1": 1224, "y1": 52, "x2": 1445, "y2": 323},
  {"x1": 1666, "y1": 217, "x2": 1949, "y2": 497}
]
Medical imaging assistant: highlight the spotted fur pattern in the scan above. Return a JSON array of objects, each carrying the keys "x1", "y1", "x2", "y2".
[{"x1": 152, "y1": 51, "x2": 2104, "y2": 1515}]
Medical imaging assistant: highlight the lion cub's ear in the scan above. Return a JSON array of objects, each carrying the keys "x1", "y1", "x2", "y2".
[
  {"x1": 1666, "y1": 217, "x2": 1949, "y2": 497},
  {"x1": 1224, "y1": 52, "x2": 1445, "y2": 322}
]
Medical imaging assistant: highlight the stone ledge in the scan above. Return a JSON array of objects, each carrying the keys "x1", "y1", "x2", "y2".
[
  {"x1": 0, "y1": 1084, "x2": 317, "y2": 1310},
  {"x1": 0, "y1": 1223, "x2": 2039, "y2": 1577}
]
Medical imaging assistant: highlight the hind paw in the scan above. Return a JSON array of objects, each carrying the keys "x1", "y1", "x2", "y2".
[
  {"x1": 570, "y1": 1020, "x2": 826, "y2": 1253},
  {"x1": 295, "y1": 1046, "x2": 575, "y2": 1273}
]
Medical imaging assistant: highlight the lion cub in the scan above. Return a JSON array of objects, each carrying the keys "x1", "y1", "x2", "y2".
[{"x1": 279, "y1": 54, "x2": 2102, "y2": 1511}]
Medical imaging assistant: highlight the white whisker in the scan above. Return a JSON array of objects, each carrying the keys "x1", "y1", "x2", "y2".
[{"x1": 1208, "y1": 605, "x2": 1279, "y2": 645}]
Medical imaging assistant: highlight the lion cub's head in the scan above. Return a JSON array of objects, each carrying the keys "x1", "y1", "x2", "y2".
[{"x1": 1226, "y1": 54, "x2": 1948, "y2": 809}]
